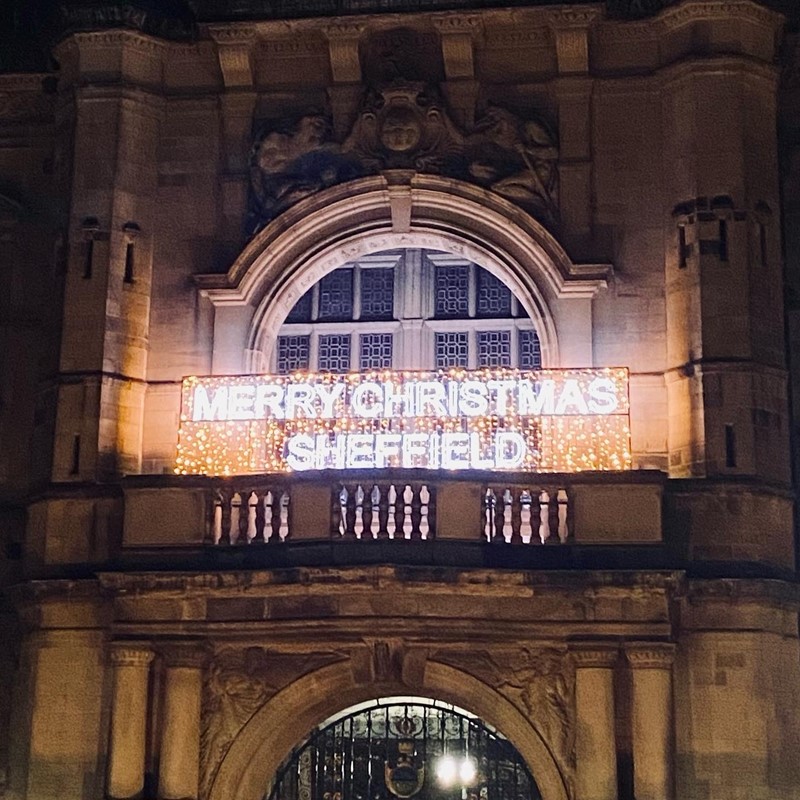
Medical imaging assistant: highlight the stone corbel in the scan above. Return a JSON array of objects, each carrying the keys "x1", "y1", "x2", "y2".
[
  {"x1": 209, "y1": 27, "x2": 256, "y2": 88},
  {"x1": 323, "y1": 22, "x2": 366, "y2": 138},
  {"x1": 547, "y1": 9, "x2": 601, "y2": 75},
  {"x1": 432, "y1": 15, "x2": 482, "y2": 129}
]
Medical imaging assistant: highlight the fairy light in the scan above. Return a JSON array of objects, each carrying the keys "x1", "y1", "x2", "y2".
[{"x1": 174, "y1": 367, "x2": 632, "y2": 476}]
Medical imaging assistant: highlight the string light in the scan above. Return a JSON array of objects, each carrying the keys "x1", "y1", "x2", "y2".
[{"x1": 174, "y1": 368, "x2": 632, "y2": 476}]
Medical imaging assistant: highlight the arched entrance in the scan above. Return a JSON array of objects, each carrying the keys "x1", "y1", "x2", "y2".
[
  {"x1": 206, "y1": 660, "x2": 568, "y2": 800},
  {"x1": 268, "y1": 697, "x2": 542, "y2": 800}
]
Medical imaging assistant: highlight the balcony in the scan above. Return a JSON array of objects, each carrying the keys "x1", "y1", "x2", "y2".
[{"x1": 120, "y1": 470, "x2": 666, "y2": 558}]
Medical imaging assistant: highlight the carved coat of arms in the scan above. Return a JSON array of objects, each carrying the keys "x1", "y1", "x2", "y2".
[{"x1": 248, "y1": 82, "x2": 558, "y2": 235}]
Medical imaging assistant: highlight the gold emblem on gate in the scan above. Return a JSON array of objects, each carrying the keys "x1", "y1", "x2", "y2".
[{"x1": 385, "y1": 719, "x2": 425, "y2": 798}]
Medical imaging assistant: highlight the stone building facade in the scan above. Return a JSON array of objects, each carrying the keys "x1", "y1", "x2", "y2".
[{"x1": 1, "y1": 1, "x2": 800, "y2": 800}]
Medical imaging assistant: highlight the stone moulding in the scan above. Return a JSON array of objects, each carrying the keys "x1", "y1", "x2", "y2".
[{"x1": 195, "y1": 173, "x2": 612, "y2": 372}]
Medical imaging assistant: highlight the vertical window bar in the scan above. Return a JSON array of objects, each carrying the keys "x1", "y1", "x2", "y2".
[
  {"x1": 678, "y1": 225, "x2": 688, "y2": 269},
  {"x1": 83, "y1": 239, "x2": 94, "y2": 279},
  {"x1": 718, "y1": 219, "x2": 729, "y2": 262},
  {"x1": 70, "y1": 434, "x2": 81, "y2": 475},
  {"x1": 725, "y1": 424, "x2": 737, "y2": 468},
  {"x1": 124, "y1": 241, "x2": 135, "y2": 284},
  {"x1": 759, "y1": 221, "x2": 767, "y2": 266}
]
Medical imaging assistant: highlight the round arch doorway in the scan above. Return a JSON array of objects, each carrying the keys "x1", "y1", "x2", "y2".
[{"x1": 268, "y1": 697, "x2": 542, "y2": 800}]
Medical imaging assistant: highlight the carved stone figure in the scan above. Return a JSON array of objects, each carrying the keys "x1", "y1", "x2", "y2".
[
  {"x1": 432, "y1": 648, "x2": 575, "y2": 796},
  {"x1": 200, "y1": 646, "x2": 275, "y2": 798},
  {"x1": 247, "y1": 85, "x2": 559, "y2": 235}
]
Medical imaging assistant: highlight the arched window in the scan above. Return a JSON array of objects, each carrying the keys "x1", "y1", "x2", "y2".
[
  {"x1": 268, "y1": 697, "x2": 542, "y2": 800},
  {"x1": 273, "y1": 249, "x2": 542, "y2": 374}
]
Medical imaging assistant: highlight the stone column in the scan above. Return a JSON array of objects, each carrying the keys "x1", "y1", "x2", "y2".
[
  {"x1": 627, "y1": 644, "x2": 675, "y2": 800},
  {"x1": 158, "y1": 645, "x2": 207, "y2": 800},
  {"x1": 572, "y1": 645, "x2": 618, "y2": 800},
  {"x1": 107, "y1": 643, "x2": 154, "y2": 799}
]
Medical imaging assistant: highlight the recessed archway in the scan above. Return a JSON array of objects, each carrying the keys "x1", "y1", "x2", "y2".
[
  {"x1": 198, "y1": 175, "x2": 610, "y2": 376},
  {"x1": 207, "y1": 660, "x2": 569, "y2": 800}
]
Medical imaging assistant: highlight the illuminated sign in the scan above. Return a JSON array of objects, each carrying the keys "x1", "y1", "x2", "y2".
[{"x1": 175, "y1": 368, "x2": 631, "y2": 475}]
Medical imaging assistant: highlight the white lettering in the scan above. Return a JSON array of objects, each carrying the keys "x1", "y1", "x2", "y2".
[
  {"x1": 495, "y1": 432, "x2": 526, "y2": 469},
  {"x1": 375, "y1": 433, "x2": 402, "y2": 467},
  {"x1": 255, "y1": 384, "x2": 284, "y2": 419},
  {"x1": 315, "y1": 433, "x2": 345, "y2": 469},
  {"x1": 518, "y1": 379, "x2": 555, "y2": 415},
  {"x1": 587, "y1": 377, "x2": 619, "y2": 414},
  {"x1": 228, "y1": 385, "x2": 255, "y2": 420},
  {"x1": 460, "y1": 381, "x2": 489, "y2": 416},
  {"x1": 285, "y1": 434, "x2": 315, "y2": 470},
  {"x1": 416, "y1": 381, "x2": 448, "y2": 417},
  {"x1": 402, "y1": 433, "x2": 429, "y2": 467},
  {"x1": 351, "y1": 383, "x2": 383, "y2": 418},
  {"x1": 286, "y1": 384, "x2": 317, "y2": 419},
  {"x1": 315, "y1": 383, "x2": 345, "y2": 418},
  {"x1": 346, "y1": 434, "x2": 375, "y2": 468},
  {"x1": 555, "y1": 379, "x2": 589, "y2": 415},
  {"x1": 441, "y1": 432, "x2": 471, "y2": 469},
  {"x1": 193, "y1": 385, "x2": 228, "y2": 421},
  {"x1": 469, "y1": 433, "x2": 495, "y2": 469}
]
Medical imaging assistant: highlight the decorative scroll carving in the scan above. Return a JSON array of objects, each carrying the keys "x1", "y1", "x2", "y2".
[
  {"x1": 433, "y1": 648, "x2": 575, "y2": 793},
  {"x1": 200, "y1": 646, "x2": 345, "y2": 797},
  {"x1": 248, "y1": 84, "x2": 558, "y2": 235}
]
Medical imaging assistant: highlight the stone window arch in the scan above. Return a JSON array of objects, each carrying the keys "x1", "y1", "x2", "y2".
[{"x1": 197, "y1": 176, "x2": 610, "y2": 376}]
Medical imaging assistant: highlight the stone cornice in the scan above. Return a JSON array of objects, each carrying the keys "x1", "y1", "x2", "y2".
[
  {"x1": 597, "y1": 0, "x2": 783, "y2": 46},
  {"x1": 625, "y1": 642, "x2": 675, "y2": 669},
  {"x1": 685, "y1": 578, "x2": 800, "y2": 608},
  {"x1": 97, "y1": 565, "x2": 683, "y2": 596}
]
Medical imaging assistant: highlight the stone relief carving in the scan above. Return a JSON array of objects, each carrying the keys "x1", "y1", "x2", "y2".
[
  {"x1": 200, "y1": 646, "x2": 345, "y2": 798},
  {"x1": 432, "y1": 648, "x2": 575, "y2": 795},
  {"x1": 247, "y1": 83, "x2": 558, "y2": 235}
]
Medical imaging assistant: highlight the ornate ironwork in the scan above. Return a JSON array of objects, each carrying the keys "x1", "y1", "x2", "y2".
[{"x1": 268, "y1": 699, "x2": 542, "y2": 800}]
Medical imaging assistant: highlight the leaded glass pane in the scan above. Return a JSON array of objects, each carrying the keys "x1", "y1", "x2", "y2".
[
  {"x1": 476, "y1": 267, "x2": 512, "y2": 318},
  {"x1": 477, "y1": 330, "x2": 511, "y2": 367},
  {"x1": 318, "y1": 334, "x2": 351, "y2": 373},
  {"x1": 434, "y1": 265, "x2": 469, "y2": 318},
  {"x1": 360, "y1": 333, "x2": 393, "y2": 370},
  {"x1": 277, "y1": 335, "x2": 310, "y2": 374},
  {"x1": 360, "y1": 268, "x2": 395, "y2": 320},
  {"x1": 285, "y1": 289, "x2": 312, "y2": 323},
  {"x1": 519, "y1": 329, "x2": 542, "y2": 369},
  {"x1": 318, "y1": 268, "x2": 354, "y2": 320},
  {"x1": 435, "y1": 332, "x2": 468, "y2": 369}
]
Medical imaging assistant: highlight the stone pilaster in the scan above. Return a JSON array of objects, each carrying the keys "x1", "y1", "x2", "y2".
[
  {"x1": 571, "y1": 645, "x2": 618, "y2": 800},
  {"x1": 627, "y1": 644, "x2": 675, "y2": 800},
  {"x1": 158, "y1": 645, "x2": 208, "y2": 800},
  {"x1": 107, "y1": 643, "x2": 154, "y2": 800}
]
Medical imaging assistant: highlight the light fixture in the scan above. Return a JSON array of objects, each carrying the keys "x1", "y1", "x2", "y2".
[
  {"x1": 459, "y1": 758, "x2": 477, "y2": 785},
  {"x1": 436, "y1": 756, "x2": 457, "y2": 787}
]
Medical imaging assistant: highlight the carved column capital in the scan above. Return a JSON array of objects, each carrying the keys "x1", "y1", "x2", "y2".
[
  {"x1": 323, "y1": 22, "x2": 365, "y2": 84},
  {"x1": 625, "y1": 643, "x2": 676, "y2": 670},
  {"x1": 570, "y1": 644, "x2": 619, "y2": 668},
  {"x1": 109, "y1": 642, "x2": 155, "y2": 667}
]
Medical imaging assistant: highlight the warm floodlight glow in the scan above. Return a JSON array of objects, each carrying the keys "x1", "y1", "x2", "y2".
[
  {"x1": 436, "y1": 756, "x2": 458, "y2": 787},
  {"x1": 175, "y1": 367, "x2": 631, "y2": 476},
  {"x1": 459, "y1": 758, "x2": 477, "y2": 785}
]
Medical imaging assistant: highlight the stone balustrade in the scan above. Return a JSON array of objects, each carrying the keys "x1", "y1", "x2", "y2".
[{"x1": 119, "y1": 470, "x2": 665, "y2": 548}]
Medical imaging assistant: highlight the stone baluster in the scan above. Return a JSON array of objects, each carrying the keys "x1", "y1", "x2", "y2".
[
  {"x1": 626, "y1": 644, "x2": 676, "y2": 800},
  {"x1": 107, "y1": 643, "x2": 154, "y2": 800},
  {"x1": 158, "y1": 644, "x2": 208, "y2": 800},
  {"x1": 572, "y1": 645, "x2": 619, "y2": 800}
]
